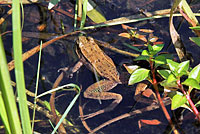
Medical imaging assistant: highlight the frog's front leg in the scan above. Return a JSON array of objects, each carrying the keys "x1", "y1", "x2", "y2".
[{"x1": 83, "y1": 79, "x2": 122, "y2": 120}]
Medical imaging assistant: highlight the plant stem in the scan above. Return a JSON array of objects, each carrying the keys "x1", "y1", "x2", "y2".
[
  {"x1": 149, "y1": 58, "x2": 179, "y2": 134},
  {"x1": 177, "y1": 80, "x2": 200, "y2": 120}
]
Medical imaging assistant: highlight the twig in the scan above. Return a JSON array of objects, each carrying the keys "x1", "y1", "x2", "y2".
[
  {"x1": 50, "y1": 72, "x2": 66, "y2": 133},
  {"x1": 79, "y1": 98, "x2": 94, "y2": 133},
  {"x1": 8, "y1": 31, "x2": 81, "y2": 71},
  {"x1": 89, "y1": 98, "x2": 171, "y2": 134}
]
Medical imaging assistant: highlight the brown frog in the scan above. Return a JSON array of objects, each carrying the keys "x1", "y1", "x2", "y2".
[{"x1": 77, "y1": 36, "x2": 123, "y2": 119}]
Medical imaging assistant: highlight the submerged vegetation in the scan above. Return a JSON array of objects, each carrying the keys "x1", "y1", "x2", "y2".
[{"x1": 1, "y1": 0, "x2": 200, "y2": 133}]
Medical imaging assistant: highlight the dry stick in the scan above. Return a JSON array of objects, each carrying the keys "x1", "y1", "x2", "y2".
[
  {"x1": 95, "y1": 39, "x2": 139, "y2": 58},
  {"x1": 50, "y1": 72, "x2": 67, "y2": 133},
  {"x1": 52, "y1": 6, "x2": 81, "y2": 21},
  {"x1": 8, "y1": 31, "x2": 81, "y2": 71},
  {"x1": 0, "y1": 8, "x2": 12, "y2": 25},
  {"x1": 50, "y1": 60, "x2": 84, "y2": 133},
  {"x1": 89, "y1": 98, "x2": 171, "y2": 134},
  {"x1": 11, "y1": 81, "x2": 54, "y2": 120},
  {"x1": 79, "y1": 99, "x2": 94, "y2": 133},
  {"x1": 149, "y1": 59, "x2": 179, "y2": 134}
]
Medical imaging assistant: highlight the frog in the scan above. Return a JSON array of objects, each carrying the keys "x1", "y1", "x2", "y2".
[{"x1": 76, "y1": 36, "x2": 124, "y2": 119}]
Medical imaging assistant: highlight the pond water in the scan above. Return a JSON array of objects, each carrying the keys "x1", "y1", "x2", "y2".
[{"x1": 1, "y1": 0, "x2": 200, "y2": 133}]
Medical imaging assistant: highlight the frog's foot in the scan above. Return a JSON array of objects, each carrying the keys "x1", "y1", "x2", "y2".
[
  {"x1": 82, "y1": 92, "x2": 122, "y2": 120},
  {"x1": 58, "y1": 61, "x2": 83, "y2": 78}
]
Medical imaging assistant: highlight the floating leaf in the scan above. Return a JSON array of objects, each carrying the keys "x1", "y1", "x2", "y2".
[
  {"x1": 128, "y1": 68, "x2": 150, "y2": 85},
  {"x1": 182, "y1": 78, "x2": 200, "y2": 89},
  {"x1": 139, "y1": 29, "x2": 154, "y2": 33},
  {"x1": 134, "y1": 33, "x2": 147, "y2": 42},
  {"x1": 138, "y1": 119, "x2": 161, "y2": 129},
  {"x1": 142, "y1": 88, "x2": 154, "y2": 98},
  {"x1": 139, "y1": 119, "x2": 161, "y2": 126},
  {"x1": 118, "y1": 33, "x2": 131, "y2": 39},
  {"x1": 189, "y1": 64, "x2": 200, "y2": 83},
  {"x1": 121, "y1": 24, "x2": 133, "y2": 30},
  {"x1": 149, "y1": 36, "x2": 159, "y2": 43}
]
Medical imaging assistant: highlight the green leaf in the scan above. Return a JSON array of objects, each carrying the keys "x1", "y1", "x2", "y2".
[
  {"x1": 128, "y1": 68, "x2": 150, "y2": 85},
  {"x1": 190, "y1": 37, "x2": 200, "y2": 47},
  {"x1": 157, "y1": 70, "x2": 171, "y2": 79},
  {"x1": 169, "y1": 91, "x2": 187, "y2": 110},
  {"x1": 195, "y1": 100, "x2": 200, "y2": 107},
  {"x1": 189, "y1": 26, "x2": 200, "y2": 30},
  {"x1": 167, "y1": 73, "x2": 177, "y2": 83},
  {"x1": 148, "y1": 44, "x2": 164, "y2": 55},
  {"x1": 177, "y1": 60, "x2": 189, "y2": 74},
  {"x1": 154, "y1": 55, "x2": 166, "y2": 65},
  {"x1": 152, "y1": 44, "x2": 164, "y2": 53},
  {"x1": 141, "y1": 50, "x2": 149, "y2": 56},
  {"x1": 167, "y1": 59, "x2": 179, "y2": 72},
  {"x1": 182, "y1": 78, "x2": 200, "y2": 89},
  {"x1": 134, "y1": 55, "x2": 150, "y2": 61},
  {"x1": 148, "y1": 44, "x2": 153, "y2": 54},
  {"x1": 189, "y1": 64, "x2": 200, "y2": 83},
  {"x1": 160, "y1": 80, "x2": 178, "y2": 88},
  {"x1": 124, "y1": 65, "x2": 139, "y2": 74}
]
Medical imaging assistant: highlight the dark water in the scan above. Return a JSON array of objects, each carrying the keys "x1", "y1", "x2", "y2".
[{"x1": 1, "y1": 0, "x2": 200, "y2": 133}]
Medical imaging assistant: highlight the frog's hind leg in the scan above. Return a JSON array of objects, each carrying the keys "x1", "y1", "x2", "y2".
[
  {"x1": 82, "y1": 80, "x2": 122, "y2": 120},
  {"x1": 83, "y1": 92, "x2": 122, "y2": 120}
]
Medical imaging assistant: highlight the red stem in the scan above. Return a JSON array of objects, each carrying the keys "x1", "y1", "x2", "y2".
[
  {"x1": 176, "y1": 80, "x2": 200, "y2": 120},
  {"x1": 149, "y1": 58, "x2": 178, "y2": 133}
]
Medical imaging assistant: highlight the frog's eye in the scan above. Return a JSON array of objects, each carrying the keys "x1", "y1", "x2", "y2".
[{"x1": 88, "y1": 37, "x2": 94, "y2": 42}]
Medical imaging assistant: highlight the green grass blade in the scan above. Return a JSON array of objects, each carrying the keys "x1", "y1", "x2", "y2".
[
  {"x1": 51, "y1": 84, "x2": 81, "y2": 134},
  {"x1": 181, "y1": 0, "x2": 199, "y2": 25},
  {"x1": 74, "y1": 0, "x2": 78, "y2": 29},
  {"x1": 80, "y1": 0, "x2": 88, "y2": 29},
  {"x1": 86, "y1": 0, "x2": 106, "y2": 23},
  {"x1": 31, "y1": 41, "x2": 43, "y2": 131},
  {"x1": 0, "y1": 93, "x2": 11, "y2": 134},
  {"x1": 12, "y1": 0, "x2": 32, "y2": 133},
  {"x1": 0, "y1": 36, "x2": 22, "y2": 133}
]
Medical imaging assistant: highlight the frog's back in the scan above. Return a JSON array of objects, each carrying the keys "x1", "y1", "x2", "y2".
[{"x1": 78, "y1": 36, "x2": 120, "y2": 83}]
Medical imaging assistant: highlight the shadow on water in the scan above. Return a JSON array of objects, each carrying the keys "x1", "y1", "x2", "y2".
[{"x1": 1, "y1": 0, "x2": 200, "y2": 133}]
